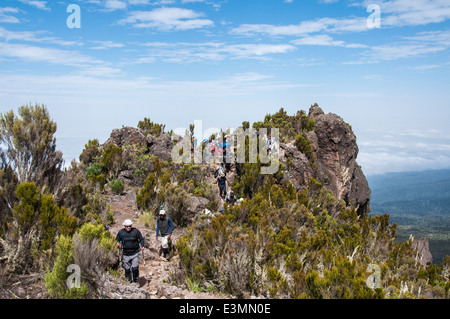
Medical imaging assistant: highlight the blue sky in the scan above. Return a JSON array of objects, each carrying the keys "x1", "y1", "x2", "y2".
[{"x1": 0, "y1": 0, "x2": 450, "y2": 176}]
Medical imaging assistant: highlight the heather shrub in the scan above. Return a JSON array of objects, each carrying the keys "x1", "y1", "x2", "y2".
[
  {"x1": 44, "y1": 235, "x2": 88, "y2": 299},
  {"x1": 109, "y1": 178, "x2": 125, "y2": 194}
]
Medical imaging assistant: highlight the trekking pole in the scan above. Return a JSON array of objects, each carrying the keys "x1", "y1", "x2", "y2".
[
  {"x1": 142, "y1": 249, "x2": 149, "y2": 287},
  {"x1": 118, "y1": 245, "x2": 124, "y2": 276}
]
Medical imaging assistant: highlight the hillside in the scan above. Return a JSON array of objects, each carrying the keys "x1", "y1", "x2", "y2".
[
  {"x1": 1, "y1": 103, "x2": 449, "y2": 299},
  {"x1": 368, "y1": 169, "x2": 450, "y2": 264},
  {"x1": 369, "y1": 169, "x2": 450, "y2": 206}
]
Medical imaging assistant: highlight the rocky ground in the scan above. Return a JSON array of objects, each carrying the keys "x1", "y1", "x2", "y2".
[
  {"x1": 0, "y1": 163, "x2": 235, "y2": 300},
  {"x1": 104, "y1": 180, "x2": 228, "y2": 300}
]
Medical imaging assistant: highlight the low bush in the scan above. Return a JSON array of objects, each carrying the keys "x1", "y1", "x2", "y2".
[{"x1": 110, "y1": 179, "x2": 125, "y2": 194}]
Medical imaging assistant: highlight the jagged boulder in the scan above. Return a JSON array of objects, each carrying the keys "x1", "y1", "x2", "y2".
[
  {"x1": 148, "y1": 133, "x2": 173, "y2": 163},
  {"x1": 104, "y1": 126, "x2": 173, "y2": 163},
  {"x1": 279, "y1": 142, "x2": 313, "y2": 188},
  {"x1": 105, "y1": 126, "x2": 148, "y2": 148},
  {"x1": 187, "y1": 196, "x2": 209, "y2": 218},
  {"x1": 278, "y1": 105, "x2": 371, "y2": 216},
  {"x1": 412, "y1": 238, "x2": 433, "y2": 268},
  {"x1": 308, "y1": 106, "x2": 371, "y2": 216}
]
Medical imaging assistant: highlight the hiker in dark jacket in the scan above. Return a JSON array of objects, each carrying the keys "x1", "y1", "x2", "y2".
[
  {"x1": 116, "y1": 219, "x2": 145, "y2": 285},
  {"x1": 226, "y1": 190, "x2": 237, "y2": 208},
  {"x1": 216, "y1": 172, "x2": 229, "y2": 200},
  {"x1": 156, "y1": 210, "x2": 174, "y2": 260}
]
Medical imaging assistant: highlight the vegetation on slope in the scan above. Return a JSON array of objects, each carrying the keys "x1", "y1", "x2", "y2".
[{"x1": 0, "y1": 103, "x2": 449, "y2": 299}]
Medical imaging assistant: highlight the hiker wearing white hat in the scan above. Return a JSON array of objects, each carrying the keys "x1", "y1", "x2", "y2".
[
  {"x1": 156, "y1": 209, "x2": 174, "y2": 260},
  {"x1": 116, "y1": 219, "x2": 145, "y2": 285}
]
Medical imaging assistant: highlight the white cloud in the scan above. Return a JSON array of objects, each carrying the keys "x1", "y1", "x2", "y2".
[
  {"x1": 0, "y1": 26, "x2": 81, "y2": 46},
  {"x1": 291, "y1": 34, "x2": 367, "y2": 48},
  {"x1": 90, "y1": 40, "x2": 125, "y2": 50},
  {"x1": 345, "y1": 43, "x2": 448, "y2": 65},
  {"x1": 103, "y1": 0, "x2": 127, "y2": 11},
  {"x1": 360, "y1": 0, "x2": 450, "y2": 27},
  {"x1": 0, "y1": 7, "x2": 20, "y2": 23},
  {"x1": 230, "y1": 16, "x2": 369, "y2": 37},
  {"x1": 125, "y1": 41, "x2": 296, "y2": 63},
  {"x1": 0, "y1": 42, "x2": 103, "y2": 67},
  {"x1": 17, "y1": 0, "x2": 51, "y2": 11},
  {"x1": 343, "y1": 29, "x2": 450, "y2": 64},
  {"x1": 118, "y1": 7, "x2": 214, "y2": 30}
]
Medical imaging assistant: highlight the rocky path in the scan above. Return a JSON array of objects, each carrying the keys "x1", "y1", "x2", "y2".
[{"x1": 105, "y1": 180, "x2": 228, "y2": 299}]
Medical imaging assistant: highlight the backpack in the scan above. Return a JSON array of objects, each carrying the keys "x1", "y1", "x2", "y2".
[
  {"x1": 161, "y1": 236, "x2": 169, "y2": 249},
  {"x1": 214, "y1": 165, "x2": 224, "y2": 178}
]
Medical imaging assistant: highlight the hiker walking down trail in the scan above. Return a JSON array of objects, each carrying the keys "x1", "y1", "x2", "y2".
[
  {"x1": 116, "y1": 219, "x2": 145, "y2": 286},
  {"x1": 216, "y1": 172, "x2": 229, "y2": 200},
  {"x1": 226, "y1": 190, "x2": 237, "y2": 208},
  {"x1": 214, "y1": 163, "x2": 225, "y2": 179},
  {"x1": 156, "y1": 209, "x2": 174, "y2": 260}
]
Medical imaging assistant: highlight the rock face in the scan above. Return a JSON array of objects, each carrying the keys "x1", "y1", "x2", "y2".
[
  {"x1": 106, "y1": 126, "x2": 148, "y2": 147},
  {"x1": 412, "y1": 238, "x2": 433, "y2": 268},
  {"x1": 280, "y1": 104, "x2": 371, "y2": 216},
  {"x1": 104, "y1": 126, "x2": 173, "y2": 162},
  {"x1": 279, "y1": 142, "x2": 313, "y2": 188},
  {"x1": 311, "y1": 106, "x2": 371, "y2": 216}
]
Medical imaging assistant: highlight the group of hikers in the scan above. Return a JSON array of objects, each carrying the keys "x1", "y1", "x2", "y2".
[
  {"x1": 115, "y1": 141, "x2": 248, "y2": 287},
  {"x1": 192, "y1": 133, "x2": 278, "y2": 166}
]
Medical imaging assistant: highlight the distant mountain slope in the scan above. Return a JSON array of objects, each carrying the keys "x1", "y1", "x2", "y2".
[
  {"x1": 367, "y1": 169, "x2": 450, "y2": 264},
  {"x1": 368, "y1": 169, "x2": 450, "y2": 212}
]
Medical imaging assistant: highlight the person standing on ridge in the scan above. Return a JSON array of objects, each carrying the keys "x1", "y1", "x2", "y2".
[
  {"x1": 116, "y1": 219, "x2": 145, "y2": 286},
  {"x1": 156, "y1": 209, "x2": 174, "y2": 260}
]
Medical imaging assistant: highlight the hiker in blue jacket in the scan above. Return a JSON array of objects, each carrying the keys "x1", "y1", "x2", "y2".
[{"x1": 156, "y1": 209, "x2": 174, "y2": 260}]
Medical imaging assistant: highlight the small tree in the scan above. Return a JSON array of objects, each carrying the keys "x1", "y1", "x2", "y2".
[
  {"x1": 79, "y1": 139, "x2": 101, "y2": 165},
  {"x1": 0, "y1": 104, "x2": 63, "y2": 190}
]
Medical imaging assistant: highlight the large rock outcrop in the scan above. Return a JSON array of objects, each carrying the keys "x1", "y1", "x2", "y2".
[
  {"x1": 104, "y1": 126, "x2": 173, "y2": 162},
  {"x1": 412, "y1": 237, "x2": 433, "y2": 268},
  {"x1": 280, "y1": 105, "x2": 371, "y2": 216},
  {"x1": 310, "y1": 105, "x2": 371, "y2": 216}
]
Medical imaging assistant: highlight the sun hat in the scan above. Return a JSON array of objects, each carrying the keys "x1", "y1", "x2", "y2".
[{"x1": 123, "y1": 219, "x2": 133, "y2": 227}]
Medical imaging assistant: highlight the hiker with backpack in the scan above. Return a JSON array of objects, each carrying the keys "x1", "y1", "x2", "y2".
[
  {"x1": 116, "y1": 219, "x2": 145, "y2": 286},
  {"x1": 226, "y1": 190, "x2": 237, "y2": 209},
  {"x1": 216, "y1": 172, "x2": 229, "y2": 200},
  {"x1": 214, "y1": 163, "x2": 225, "y2": 179},
  {"x1": 156, "y1": 209, "x2": 174, "y2": 260}
]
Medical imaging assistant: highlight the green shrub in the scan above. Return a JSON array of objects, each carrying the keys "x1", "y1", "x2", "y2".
[
  {"x1": 13, "y1": 181, "x2": 78, "y2": 252},
  {"x1": 44, "y1": 235, "x2": 88, "y2": 299},
  {"x1": 13, "y1": 182, "x2": 39, "y2": 234},
  {"x1": 101, "y1": 144, "x2": 122, "y2": 178},
  {"x1": 137, "y1": 173, "x2": 158, "y2": 211},
  {"x1": 138, "y1": 117, "x2": 166, "y2": 137},
  {"x1": 79, "y1": 139, "x2": 101, "y2": 165},
  {"x1": 85, "y1": 163, "x2": 104, "y2": 180},
  {"x1": 110, "y1": 179, "x2": 125, "y2": 194},
  {"x1": 294, "y1": 133, "x2": 314, "y2": 164}
]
